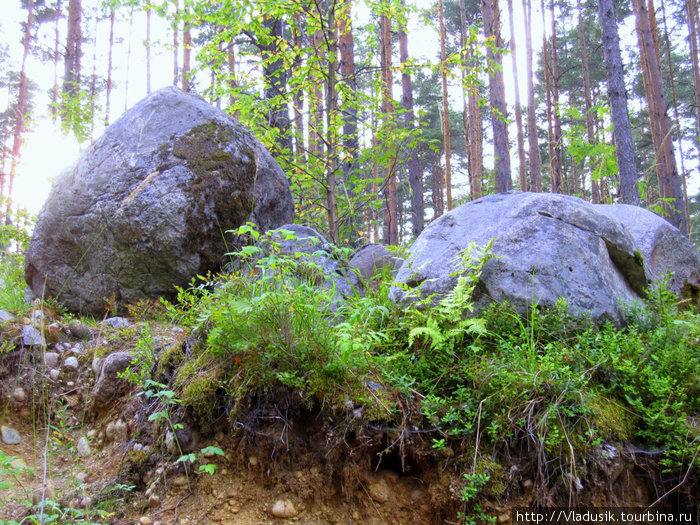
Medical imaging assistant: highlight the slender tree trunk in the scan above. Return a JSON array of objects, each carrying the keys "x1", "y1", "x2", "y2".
[
  {"x1": 291, "y1": 13, "x2": 304, "y2": 160},
  {"x1": 550, "y1": 0, "x2": 565, "y2": 193},
  {"x1": 380, "y1": 13, "x2": 398, "y2": 245},
  {"x1": 261, "y1": 15, "x2": 292, "y2": 156},
  {"x1": 51, "y1": 0, "x2": 62, "y2": 120},
  {"x1": 660, "y1": 0, "x2": 690, "y2": 226},
  {"x1": 632, "y1": 0, "x2": 686, "y2": 233},
  {"x1": 173, "y1": 1, "x2": 179, "y2": 86},
  {"x1": 432, "y1": 156, "x2": 445, "y2": 218},
  {"x1": 438, "y1": 0, "x2": 453, "y2": 209},
  {"x1": 62, "y1": 0, "x2": 82, "y2": 117},
  {"x1": 146, "y1": 5, "x2": 152, "y2": 94},
  {"x1": 469, "y1": 88, "x2": 483, "y2": 198},
  {"x1": 398, "y1": 0, "x2": 424, "y2": 234},
  {"x1": 89, "y1": 9, "x2": 97, "y2": 140},
  {"x1": 687, "y1": 0, "x2": 700, "y2": 142},
  {"x1": 182, "y1": 6, "x2": 191, "y2": 92},
  {"x1": 7, "y1": 0, "x2": 35, "y2": 220},
  {"x1": 105, "y1": 9, "x2": 114, "y2": 126},
  {"x1": 599, "y1": 0, "x2": 639, "y2": 204},
  {"x1": 507, "y1": 0, "x2": 527, "y2": 191},
  {"x1": 524, "y1": 0, "x2": 542, "y2": 192},
  {"x1": 541, "y1": 1, "x2": 557, "y2": 192},
  {"x1": 339, "y1": 0, "x2": 361, "y2": 239},
  {"x1": 577, "y1": 0, "x2": 600, "y2": 203},
  {"x1": 308, "y1": 26, "x2": 324, "y2": 157},
  {"x1": 482, "y1": 0, "x2": 512, "y2": 192}
]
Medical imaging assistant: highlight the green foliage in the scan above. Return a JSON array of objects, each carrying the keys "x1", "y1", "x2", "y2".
[{"x1": 0, "y1": 254, "x2": 29, "y2": 312}]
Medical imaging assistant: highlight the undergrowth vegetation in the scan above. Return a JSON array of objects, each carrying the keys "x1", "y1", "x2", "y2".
[{"x1": 149, "y1": 225, "x2": 700, "y2": 495}]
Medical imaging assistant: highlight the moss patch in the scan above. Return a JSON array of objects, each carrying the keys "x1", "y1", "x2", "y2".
[
  {"x1": 585, "y1": 394, "x2": 636, "y2": 441},
  {"x1": 172, "y1": 122, "x2": 258, "y2": 269}
]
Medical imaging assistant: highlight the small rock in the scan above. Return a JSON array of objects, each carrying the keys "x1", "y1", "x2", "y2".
[
  {"x1": 139, "y1": 517, "x2": 153, "y2": 525},
  {"x1": 270, "y1": 499, "x2": 298, "y2": 518},
  {"x1": 63, "y1": 356, "x2": 79, "y2": 370},
  {"x1": 12, "y1": 387, "x2": 26, "y2": 403},
  {"x1": 69, "y1": 321, "x2": 92, "y2": 340},
  {"x1": 49, "y1": 369, "x2": 60, "y2": 381},
  {"x1": 91, "y1": 357, "x2": 103, "y2": 377},
  {"x1": 133, "y1": 443, "x2": 144, "y2": 451},
  {"x1": 248, "y1": 456, "x2": 258, "y2": 467},
  {"x1": 22, "y1": 325, "x2": 44, "y2": 346},
  {"x1": 76, "y1": 436, "x2": 91, "y2": 457},
  {"x1": 148, "y1": 494, "x2": 160, "y2": 507},
  {"x1": 46, "y1": 323, "x2": 62, "y2": 341},
  {"x1": 54, "y1": 343, "x2": 67, "y2": 353},
  {"x1": 522, "y1": 479, "x2": 533, "y2": 490},
  {"x1": 64, "y1": 343, "x2": 85, "y2": 357},
  {"x1": 1, "y1": 425, "x2": 21, "y2": 445},
  {"x1": 214, "y1": 431, "x2": 224, "y2": 443},
  {"x1": 66, "y1": 381, "x2": 75, "y2": 387},
  {"x1": 367, "y1": 479, "x2": 390, "y2": 504},
  {"x1": 75, "y1": 471, "x2": 88, "y2": 483},
  {"x1": 498, "y1": 513, "x2": 511, "y2": 524},
  {"x1": 105, "y1": 419, "x2": 128, "y2": 442},
  {"x1": 172, "y1": 474, "x2": 188, "y2": 488},
  {"x1": 99, "y1": 317, "x2": 131, "y2": 329},
  {"x1": 30, "y1": 310, "x2": 45, "y2": 323},
  {"x1": 0, "y1": 310, "x2": 16, "y2": 322},
  {"x1": 43, "y1": 352, "x2": 59, "y2": 369}
]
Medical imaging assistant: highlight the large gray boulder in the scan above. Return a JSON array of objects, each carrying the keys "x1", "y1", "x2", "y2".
[
  {"x1": 597, "y1": 204, "x2": 700, "y2": 305},
  {"x1": 25, "y1": 86, "x2": 293, "y2": 314},
  {"x1": 391, "y1": 192, "x2": 650, "y2": 325}
]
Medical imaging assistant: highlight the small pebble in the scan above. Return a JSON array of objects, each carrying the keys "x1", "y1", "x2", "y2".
[
  {"x1": 76, "y1": 436, "x2": 91, "y2": 457},
  {"x1": 139, "y1": 517, "x2": 153, "y2": 525},
  {"x1": 63, "y1": 356, "x2": 79, "y2": 370},
  {"x1": 12, "y1": 387, "x2": 26, "y2": 403},
  {"x1": 1, "y1": 426, "x2": 21, "y2": 445},
  {"x1": 49, "y1": 369, "x2": 60, "y2": 380},
  {"x1": 270, "y1": 499, "x2": 298, "y2": 518}
]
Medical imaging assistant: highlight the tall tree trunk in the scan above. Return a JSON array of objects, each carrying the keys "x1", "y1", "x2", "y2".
[
  {"x1": 173, "y1": 1, "x2": 179, "y2": 86},
  {"x1": 124, "y1": 7, "x2": 134, "y2": 113},
  {"x1": 482, "y1": 0, "x2": 512, "y2": 192},
  {"x1": 291, "y1": 13, "x2": 305, "y2": 160},
  {"x1": 89, "y1": 9, "x2": 97, "y2": 140},
  {"x1": 397, "y1": 0, "x2": 423, "y2": 234},
  {"x1": 182, "y1": 5, "x2": 191, "y2": 92},
  {"x1": 632, "y1": 0, "x2": 686, "y2": 233},
  {"x1": 7, "y1": 0, "x2": 35, "y2": 221},
  {"x1": 261, "y1": 15, "x2": 292, "y2": 157},
  {"x1": 660, "y1": 0, "x2": 690, "y2": 226},
  {"x1": 325, "y1": 5, "x2": 339, "y2": 244},
  {"x1": 62, "y1": 0, "x2": 82, "y2": 115},
  {"x1": 432, "y1": 156, "x2": 445, "y2": 218},
  {"x1": 339, "y1": 0, "x2": 362, "y2": 239},
  {"x1": 550, "y1": 0, "x2": 565, "y2": 193},
  {"x1": 577, "y1": 0, "x2": 600, "y2": 203},
  {"x1": 105, "y1": 8, "x2": 114, "y2": 126},
  {"x1": 687, "y1": 0, "x2": 700, "y2": 143},
  {"x1": 51, "y1": 0, "x2": 62, "y2": 120},
  {"x1": 308, "y1": 26, "x2": 324, "y2": 157},
  {"x1": 507, "y1": 0, "x2": 527, "y2": 191},
  {"x1": 438, "y1": 0, "x2": 453, "y2": 209},
  {"x1": 524, "y1": 0, "x2": 542, "y2": 192},
  {"x1": 541, "y1": 1, "x2": 557, "y2": 192},
  {"x1": 146, "y1": 5, "x2": 152, "y2": 94},
  {"x1": 380, "y1": 12, "x2": 398, "y2": 245},
  {"x1": 598, "y1": 0, "x2": 639, "y2": 204},
  {"x1": 469, "y1": 88, "x2": 483, "y2": 198}
]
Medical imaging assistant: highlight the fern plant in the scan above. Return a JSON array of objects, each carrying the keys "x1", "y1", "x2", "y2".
[{"x1": 408, "y1": 240, "x2": 495, "y2": 351}]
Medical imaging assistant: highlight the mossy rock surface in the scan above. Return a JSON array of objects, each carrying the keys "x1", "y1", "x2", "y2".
[{"x1": 25, "y1": 86, "x2": 293, "y2": 315}]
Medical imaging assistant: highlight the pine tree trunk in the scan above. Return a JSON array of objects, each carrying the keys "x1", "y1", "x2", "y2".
[
  {"x1": 660, "y1": 0, "x2": 690, "y2": 227},
  {"x1": 524, "y1": 0, "x2": 542, "y2": 192},
  {"x1": 261, "y1": 15, "x2": 292, "y2": 156},
  {"x1": 482, "y1": 0, "x2": 512, "y2": 192},
  {"x1": 106, "y1": 9, "x2": 114, "y2": 126},
  {"x1": 89, "y1": 10, "x2": 97, "y2": 140},
  {"x1": 51, "y1": 0, "x2": 62, "y2": 120},
  {"x1": 687, "y1": 0, "x2": 700, "y2": 143},
  {"x1": 550, "y1": 0, "x2": 565, "y2": 193},
  {"x1": 439, "y1": 0, "x2": 453, "y2": 209},
  {"x1": 399, "y1": 0, "x2": 424, "y2": 235},
  {"x1": 632, "y1": 0, "x2": 686, "y2": 233},
  {"x1": 598, "y1": 0, "x2": 639, "y2": 204},
  {"x1": 182, "y1": 7, "x2": 191, "y2": 92},
  {"x1": 577, "y1": 0, "x2": 600, "y2": 203},
  {"x1": 173, "y1": 1, "x2": 179, "y2": 86},
  {"x1": 62, "y1": 0, "x2": 82, "y2": 116},
  {"x1": 507, "y1": 0, "x2": 527, "y2": 191},
  {"x1": 380, "y1": 12, "x2": 398, "y2": 244},
  {"x1": 541, "y1": 1, "x2": 557, "y2": 192},
  {"x1": 291, "y1": 13, "x2": 304, "y2": 160},
  {"x1": 326, "y1": 6, "x2": 339, "y2": 244},
  {"x1": 7, "y1": 0, "x2": 35, "y2": 220},
  {"x1": 339, "y1": 0, "x2": 361, "y2": 239}
]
